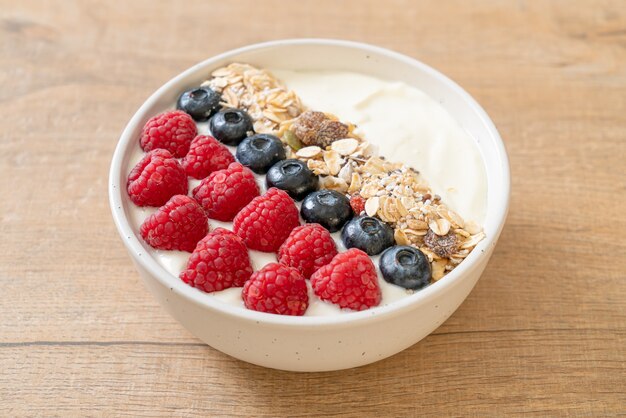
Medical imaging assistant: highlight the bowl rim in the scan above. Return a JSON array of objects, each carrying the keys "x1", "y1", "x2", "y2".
[{"x1": 109, "y1": 38, "x2": 510, "y2": 328}]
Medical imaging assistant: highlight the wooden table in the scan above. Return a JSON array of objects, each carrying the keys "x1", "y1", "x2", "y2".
[{"x1": 2, "y1": 0, "x2": 625, "y2": 416}]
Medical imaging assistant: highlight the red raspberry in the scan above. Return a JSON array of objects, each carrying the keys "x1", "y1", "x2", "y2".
[
  {"x1": 233, "y1": 188, "x2": 300, "y2": 252},
  {"x1": 192, "y1": 162, "x2": 259, "y2": 221},
  {"x1": 127, "y1": 149, "x2": 188, "y2": 207},
  {"x1": 278, "y1": 224, "x2": 338, "y2": 279},
  {"x1": 311, "y1": 248, "x2": 381, "y2": 311},
  {"x1": 140, "y1": 195, "x2": 209, "y2": 252},
  {"x1": 140, "y1": 110, "x2": 197, "y2": 157},
  {"x1": 180, "y1": 228, "x2": 253, "y2": 293},
  {"x1": 350, "y1": 194, "x2": 366, "y2": 215},
  {"x1": 242, "y1": 263, "x2": 308, "y2": 316},
  {"x1": 182, "y1": 135, "x2": 236, "y2": 179}
]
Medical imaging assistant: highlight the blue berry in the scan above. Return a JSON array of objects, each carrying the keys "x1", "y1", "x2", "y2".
[
  {"x1": 341, "y1": 216, "x2": 394, "y2": 256},
  {"x1": 265, "y1": 159, "x2": 318, "y2": 201},
  {"x1": 176, "y1": 87, "x2": 221, "y2": 121},
  {"x1": 300, "y1": 190, "x2": 353, "y2": 232},
  {"x1": 236, "y1": 134, "x2": 286, "y2": 174},
  {"x1": 210, "y1": 109, "x2": 253, "y2": 145},
  {"x1": 379, "y1": 246, "x2": 431, "y2": 290}
]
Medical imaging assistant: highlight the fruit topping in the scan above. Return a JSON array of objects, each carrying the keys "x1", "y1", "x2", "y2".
[
  {"x1": 283, "y1": 130, "x2": 303, "y2": 151},
  {"x1": 349, "y1": 194, "x2": 366, "y2": 216},
  {"x1": 341, "y1": 215, "x2": 394, "y2": 256},
  {"x1": 127, "y1": 149, "x2": 187, "y2": 207},
  {"x1": 423, "y1": 229, "x2": 459, "y2": 258},
  {"x1": 209, "y1": 108, "x2": 253, "y2": 146},
  {"x1": 291, "y1": 110, "x2": 350, "y2": 148},
  {"x1": 379, "y1": 246, "x2": 431, "y2": 290},
  {"x1": 310, "y1": 248, "x2": 381, "y2": 311},
  {"x1": 265, "y1": 159, "x2": 318, "y2": 201},
  {"x1": 242, "y1": 263, "x2": 308, "y2": 316},
  {"x1": 140, "y1": 110, "x2": 197, "y2": 157},
  {"x1": 182, "y1": 135, "x2": 235, "y2": 179},
  {"x1": 278, "y1": 224, "x2": 338, "y2": 279},
  {"x1": 300, "y1": 190, "x2": 353, "y2": 233},
  {"x1": 176, "y1": 87, "x2": 221, "y2": 121},
  {"x1": 192, "y1": 162, "x2": 259, "y2": 221},
  {"x1": 233, "y1": 188, "x2": 300, "y2": 252},
  {"x1": 139, "y1": 195, "x2": 209, "y2": 252},
  {"x1": 236, "y1": 133, "x2": 286, "y2": 174},
  {"x1": 180, "y1": 228, "x2": 253, "y2": 293}
]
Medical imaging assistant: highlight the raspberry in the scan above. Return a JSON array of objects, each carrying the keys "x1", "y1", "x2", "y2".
[
  {"x1": 182, "y1": 135, "x2": 235, "y2": 179},
  {"x1": 278, "y1": 224, "x2": 338, "y2": 279},
  {"x1": 139, "y1": 195, "x2": 209, "y2": 252},
  {"x1": 311, "y1": 248, "x2": 381, "y2": 311},
  {"x1": 349, "y1": 194, "x2": 365, "y2": 215},
  {"x1": 192, "y1": 163, "x2": 259, "y2": 221},
  {"x1": 127, "y1": 149, "x2": 188, "y2": 207},
  {"x1": 140, "y1": 110, "x2": 197, "y2": 157},
  {"x1": 180, "y1": 228, "x2": 253, "y2": 293},
  {"x1": 233, "y1": 188, "x2": 300, "y2": 252},
  {"x1": 242, "y1": 263, "x2": 308, "y2": 316}
]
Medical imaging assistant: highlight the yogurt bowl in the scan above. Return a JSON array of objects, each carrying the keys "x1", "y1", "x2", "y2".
[{"x1": 109, "y1": 39, "x2": 509, "y2": 372}]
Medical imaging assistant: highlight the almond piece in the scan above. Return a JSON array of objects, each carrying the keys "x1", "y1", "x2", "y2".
[
  {"x1": 319, "y1": 176, "x2": 348, "y2": 193},
  {"x1": 296, "y1": 146, "x2": 322, "y2": 159},
  {"x1": 348, "y1": 172, "x2": 362, "y2": 193},
  {"x1": 307, "y1": 159, "x2": 329, "y2": 175},
  {"x1": 461, "y1": 232, "x2": 486, "y2": 249},
  {"x1": 365, "y1": 196, "x2": 380, "y2": 217},
  {"x1": 337, "y1": 163, "x2": 353, "y2": 183},
  {"x1": 431, "y1": 260, "x2": 446, "y2": 281},
  {"x1": 428, "y1": 218, "x2": 451, "y2": 236},
  {"x1": 394, "y1": 228, "x2": 410, "y2": 245},
  {"x1": 464, "y1": 220, "x2": 482, "y2": 235},
  {"x1": 331, "y1": 138, "x2": 359, "y2": 156},
  {"x1": 323, "y1": 150, "x2": 343, "y2": 175}
]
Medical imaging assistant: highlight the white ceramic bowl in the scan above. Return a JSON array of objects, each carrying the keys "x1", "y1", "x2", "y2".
[{"x1": 109, "y1": 39, "x2": 509, "y2": 372}]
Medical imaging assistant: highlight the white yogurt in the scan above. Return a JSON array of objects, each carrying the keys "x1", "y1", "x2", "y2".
[
  {"x1": 272, "y1": 70, "x2": 487, "y2": 222},
  {"x1": 127, "y1": 70, "x2": 487, "y2": 316}
]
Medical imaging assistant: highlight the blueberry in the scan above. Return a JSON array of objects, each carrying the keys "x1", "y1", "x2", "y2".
[
  {"x1": 266, "y1": 159, "x2": 318, "y2": 201},
  {"x1": 210, "y1": 109, "x2": 253, "y2": 145},
  {"x1": 379, "y1": 246, "x2": 431, "y2": 290},
  {"x1": 301, "y1": 190, "x2": 353, "y2": 232},
  {"x1": 236, "y1": 134, "x2": 286, "y2": 174},
  {"x1": 341, "y1": 216, "x2": 394, "y2": 255},
  {"x1": 176, "y1": 87, "x2": 221, "y2": 121}
]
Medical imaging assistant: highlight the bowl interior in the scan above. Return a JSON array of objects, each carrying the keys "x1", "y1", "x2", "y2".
[{"x1": 109, "y1": 39, "x2": 509, "y2": 326}]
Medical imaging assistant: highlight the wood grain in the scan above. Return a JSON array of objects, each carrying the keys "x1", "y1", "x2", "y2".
[{"x1": 1, "y1": 0, "x2": 625, "y2": 416}]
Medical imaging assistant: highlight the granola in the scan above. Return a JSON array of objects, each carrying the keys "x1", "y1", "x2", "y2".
[
  {"x1": 202, "y1": 63, "x2": 305, "y2": 134},
  {"x1": 203, "y1": 63, "x2": 485, "y2": 283}
]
